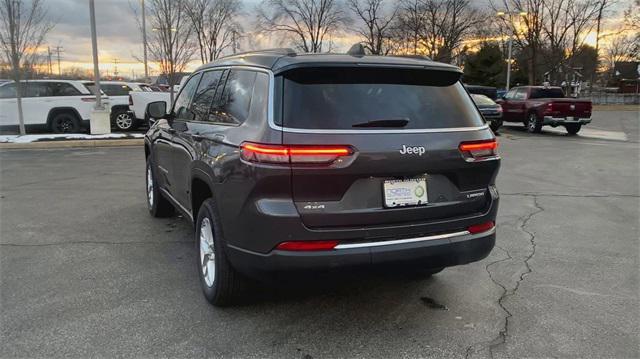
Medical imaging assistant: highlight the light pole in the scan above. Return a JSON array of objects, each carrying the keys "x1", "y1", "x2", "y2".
[
  {"x1": 89, "y1": 0, "x2": 102, "y2": 110},
  {"x1": 142, "y1": 0, "x2": 148, "y2": 82},
  {"x1": 497, "y1": 11, "x2": 527, "y2": 91},
  {"x1": 89, "y1": 0, "x2": 110, "y2": 134}
]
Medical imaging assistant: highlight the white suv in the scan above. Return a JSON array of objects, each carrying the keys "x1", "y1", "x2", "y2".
[
  {"x1": 0, "y1": 80, "x2": 105, "y2": 133},
  {"x1": 83, "y1": 81, "x2": 154, "y2": 131}
]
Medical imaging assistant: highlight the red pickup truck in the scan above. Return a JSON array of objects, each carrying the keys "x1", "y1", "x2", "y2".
[{"x1": 496, "y1": 86, "x2": 592, "y2": 134}]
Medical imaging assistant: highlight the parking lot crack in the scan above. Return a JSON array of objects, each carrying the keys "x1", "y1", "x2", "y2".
[{"x1": 465, "y1": 196, "x2": 544, "y2": 359}]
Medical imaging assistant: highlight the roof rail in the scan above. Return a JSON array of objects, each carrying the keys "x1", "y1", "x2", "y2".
[
  {"x1": 392, "y1": 54, "x2": 432, "y2": 61},
  {"x1": 220, "y1": 48, "x2": 297, "y2": 59}
]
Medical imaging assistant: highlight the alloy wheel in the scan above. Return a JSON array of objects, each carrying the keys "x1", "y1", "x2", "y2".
[
  {"x1": 115, "y1": 113, "x2": 133, "y2": 130},
  {"x1": 199, "y1": 217, "x2": 216, "y2": 287}
]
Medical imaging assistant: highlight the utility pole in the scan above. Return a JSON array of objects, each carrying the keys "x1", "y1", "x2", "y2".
[
  {"x1": 47, "y1": 46, "x2": 53, "y2": 76},
  {"x1": 231, "y1": 30, "x2": 239, "y2": 54},
  {"x1": 54, "y1": 45, "x2": 64, "y2": 76},
  {"x1": 113, "y1": 58, "x2": 119, "y2": 78},
  {"x1": 142, "y1": 0, "x2": 148, "y2": 82}
]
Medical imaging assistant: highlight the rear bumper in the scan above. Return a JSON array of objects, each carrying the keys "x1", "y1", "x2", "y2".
[
  {"x1": 226, "y1": 228, "x2": 495, "y2": 278},
  {"x1": 543, "y1": 116, "x2": 591, "y2": 126}
]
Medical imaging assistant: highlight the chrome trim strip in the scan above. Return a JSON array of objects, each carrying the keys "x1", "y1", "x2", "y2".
[
  {"x1": 333, "y1": 227, "x2": 495, "y2": 249},
  {"x1": 269, "y1": 124, "x2": 489, "y2": 134},
  {"x1": 159, "y1": 188, "x2": 193, "y2": 221}
]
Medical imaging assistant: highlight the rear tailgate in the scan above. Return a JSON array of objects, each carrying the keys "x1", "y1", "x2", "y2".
[
  {"x1": 547, "y1": 99, "x2": 592, "y2": 118},
  {"x1": 279, "y1": 66, "x2": 499, "y2": 229}
]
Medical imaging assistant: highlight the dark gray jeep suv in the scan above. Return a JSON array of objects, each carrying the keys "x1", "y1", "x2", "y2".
[{"x1": 144, "y1": 49, "x2": 500, "y2": 306}]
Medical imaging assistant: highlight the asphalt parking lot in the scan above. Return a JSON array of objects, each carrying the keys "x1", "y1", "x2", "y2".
[{"x1": 1, "y1": 109, "x2": 638, "y2": 358}]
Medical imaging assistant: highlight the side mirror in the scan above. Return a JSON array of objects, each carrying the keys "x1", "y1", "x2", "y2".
[{"x1": 146, "y1": 101, "x2": 167, "y2": 119}]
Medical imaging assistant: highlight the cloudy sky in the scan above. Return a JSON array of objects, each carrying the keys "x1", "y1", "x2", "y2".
[{"x1": 42, "y1": 0, "x2": 631, "y2": 78}]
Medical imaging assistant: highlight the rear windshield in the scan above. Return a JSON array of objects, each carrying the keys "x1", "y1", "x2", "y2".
[
  {"x1": 279, "y1": 67, "x2": 484, "y2": 130},
  {"x1": 530, "y1": 88, "x2": 564, "y2": 99}
]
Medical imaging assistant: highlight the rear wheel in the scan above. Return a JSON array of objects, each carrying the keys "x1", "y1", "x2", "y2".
[
  {"x1": 146, "y1": 159, "x2": 174, "y2": 217},
  {"x1": 51, "y1": 112, "x2": 80, "y2": 134},
  {"x1": 112, "y1": 109, "x2": 136, "y2": 131},
  {"x1": 489, "y1": 120, "x2": 503, "y2": 132},
  {"x1": 526, "y1": 113, "x2": 542, "y2": 133},
  {"x1": 196, "y1": 198, "x2": 251, "y2": 306},
  {"x1": 565, "y1": 123, "x2": 582, "y2": 135}
]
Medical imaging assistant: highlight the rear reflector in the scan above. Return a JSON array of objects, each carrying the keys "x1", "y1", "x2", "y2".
[
  {"x1": 468, "y1": 221, "x2": 495, "y2": 234},
  {"x1": 240, "y1": 142, "x2": 353, "y2": 165},
  {"x1": 276, "y1": 240, "x2": 339, "y2": 251},
  {"x1": 459, "y1": 139, "x2": 498, "y2": 160}
]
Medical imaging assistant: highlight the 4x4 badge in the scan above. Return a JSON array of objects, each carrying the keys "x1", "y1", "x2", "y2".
[{"x1": 399, "y1": 145, "x2": 426, "y2": 156}]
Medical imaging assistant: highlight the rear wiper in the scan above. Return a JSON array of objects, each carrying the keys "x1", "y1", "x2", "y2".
[{"x1": 352, "y1": 118, "x2": 409, "y2": 128}]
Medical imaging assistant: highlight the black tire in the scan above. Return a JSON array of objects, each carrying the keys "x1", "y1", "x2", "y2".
[
  {"x1": 489, "y1": 120, "x2": 503, "y2": 132},
  {"x1": 401, "y1": 266, "x2": 445, "y2": 279},
  {"x1": 417, "y1": 267, "x2": 445, "y2": 277},
  {"x1": 50, "y1": 112, "x2": 80, "y2": 134},
  {"x1": 146, "y1": 159, "x2": 174, "y2": 217},
  {"x1": 112, "y1": 108, "x2": 136, "y2": 131},
  {"x1": 196, "y1": 198, "x2": 251, "y2": 306},
  {"x1": 526, "y1": 113, "x2": 542, "y2": 133},
  {"x1": 565, "y1": 123, "x2": 582, "y2": 135}
]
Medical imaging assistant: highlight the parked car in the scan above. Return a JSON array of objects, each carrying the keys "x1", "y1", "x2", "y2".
[
  {"x1": 471, "y1": 94, "x2": 503, "y2": 132},
  {"x1": 84, "y1": 81, "x2": 154, "y2": 131},
  {"x1": 465, "y1": 84, "x2": 498, "y2": 100},
  {"x1": 129, "y1": 90, "x2": 171, "y2": 126},
  {"x1": 496, "y1": 86, "x2": 592, "y2": 134},
  {"x1": 0, "y1": 80, "x2": 107, "y2": 133},
  {"x1": 144, "y1": 50, "x2": 500, "y2": 306}
]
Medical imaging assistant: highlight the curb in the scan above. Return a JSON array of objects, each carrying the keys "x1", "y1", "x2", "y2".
[{"x1": 0, "y1": 138, "x2": 143, "y2": 149}]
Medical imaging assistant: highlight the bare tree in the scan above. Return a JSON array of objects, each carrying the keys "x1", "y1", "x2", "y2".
[
  {"x1": 184, "y1": 0, "x2": 243, "y2": 63},
  {"x1": 146, "y1": 0, "x2": 196, "y2": 103},
  {"x1": 391, "y1": 0, "x2": 427, "y2": 55},
  {"x1": 257, "y1": 0, "x2": 348, "y2": 53},
  {"x1": 0, "y1": 0, "x2": 53, "y2": 135},
  {"x1": 347, "y1": 0, "x2": 398, "y2": 55},
  {"x1": 421, "y1": 0, "x2": 483, "y2": 63}
]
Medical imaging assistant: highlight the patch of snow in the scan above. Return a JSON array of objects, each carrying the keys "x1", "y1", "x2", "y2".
[{"x1": 0, "y1": 133, "x2": 144, "y2": 144}]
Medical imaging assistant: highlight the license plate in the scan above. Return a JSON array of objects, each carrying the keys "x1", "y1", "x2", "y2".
[{"x1": 383, "y1": 178, "x2": 428, "y2": 208}]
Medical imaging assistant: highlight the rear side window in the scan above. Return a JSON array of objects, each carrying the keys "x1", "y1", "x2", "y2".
[
  {"x1": 191, "y1": 70, "x2": 224, "y2": 122},
  {"x1": 24, "y1": 82, "x2": 53, "y2": 97},
  {"x1": 279, "y1": 67, "x2": 483, "y2": 130},
  {"x1": 0, "y1": 83, "x2": 16, "y2": 98},
  {"x1": 215, "y1": 70, "x2": 257, "y2": 125},
  {"x1": 530, "y1": 88, "x2": 564, "y2": 99},
  {"x1": 100, "y1": 84, "x2": 131, "y2": 96},
  {"x1": 47, "y1": 82, "x2": 82, "y2": 96}
]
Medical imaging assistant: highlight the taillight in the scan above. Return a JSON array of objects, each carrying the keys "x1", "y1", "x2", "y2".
[
  {"x1": 468, "y1": 221, "x2": 495, "y2": 234},
  {"x1": 81, "y1": 97, "x2": 95, "y2": 102},
  {"x1": 459, "y1": 139, "x2": 498, "y2": 161},
  {"x1": 240, "y1": 142, "x2": 354, "y2": 165},
  {"x1": 275, "y1": 240, "x2": 339, "y2": 251},
  {"x1": 496, "y1": 106, "x2": 503, "y2": 113},
  {"x1": 128, "y1": 95, "x2": 133, "y2": 106},
  {"x1": 545, "y1": 102, "x2": 554, "y2": 114}
]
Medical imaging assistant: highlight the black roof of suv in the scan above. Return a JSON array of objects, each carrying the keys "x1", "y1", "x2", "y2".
[
  {"x1": 145, "y1": 49, "x2": 500, "y2": 306},
  {"x1": 196, "y1": 49, "x2": 463, "y2": 74}
]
